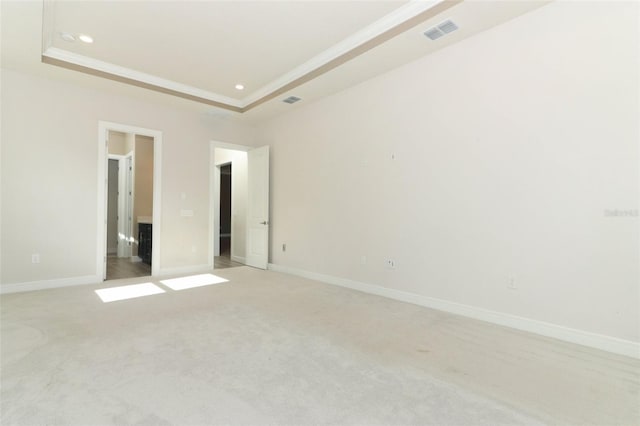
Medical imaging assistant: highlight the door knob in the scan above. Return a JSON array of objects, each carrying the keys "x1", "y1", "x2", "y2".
[{"x1": 260, "y1": 221, "x2": 269, "y2": 225}]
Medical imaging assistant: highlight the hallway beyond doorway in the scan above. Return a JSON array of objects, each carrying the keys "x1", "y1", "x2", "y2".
[
  {"x1": 106, "y1": 255, "x2": 151, "y2": 280},
  {"x1": 214, "y1": 239, "x2": 243, "y2": 269}
]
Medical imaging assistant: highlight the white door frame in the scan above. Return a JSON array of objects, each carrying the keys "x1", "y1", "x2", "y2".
[
  {"x1": 209, "y1": 141, "x2": 251, "y2": 269},
  {"x1": 98, "y1": 121, "x2": 162, "y2": 279}
]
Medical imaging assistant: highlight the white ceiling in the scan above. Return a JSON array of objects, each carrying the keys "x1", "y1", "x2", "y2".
[
  {"x1": 1, "y1": 0, "x2": 550, "y2": 123},
  {"x1": 51, "y1": 1, "x2": 406, "y2": 100}
]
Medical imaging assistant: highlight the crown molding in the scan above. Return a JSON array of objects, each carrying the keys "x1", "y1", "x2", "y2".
[
  {"x1": 42, "y1": 47, "x2": 244, "y2": 110},
  {"x1": 241, "y1": 0, "x2": 453, "y2": 107},
  {"x1": 41, "y1": 0, "x2": 461, "y2": 113}
]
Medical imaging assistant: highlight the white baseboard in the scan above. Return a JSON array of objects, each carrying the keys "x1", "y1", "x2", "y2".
[
  {"x1": 0, "y1": 274, "x2": 102, "y2": 295},
  {"x1": 157, "y1": 264, "x2": 213, "y2": 277},
  {"x1": 130, "y1": 256, "x2": 142, "y2": 263},
  {"x1": 230, "y1": 255, "x2": 246, "y2": 264},
  {"x1": 268, "y1": 263, "x2": 640, "y2": 359}
]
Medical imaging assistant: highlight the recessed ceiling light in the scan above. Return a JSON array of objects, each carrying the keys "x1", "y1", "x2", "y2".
[
  {"x1": 60, "y1": 32, "x2": 76, "y2": 42},
  {"x1": 235, "y1": 84, "x2": 244, "y2": 90},
  {"x1": 78, "y1": 34, "x2": 94, "y2": 44}
]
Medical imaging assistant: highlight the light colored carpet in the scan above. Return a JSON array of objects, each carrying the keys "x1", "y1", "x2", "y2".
[{"x1": 1, "y1": 267, "x2": 638, "y2": 425}]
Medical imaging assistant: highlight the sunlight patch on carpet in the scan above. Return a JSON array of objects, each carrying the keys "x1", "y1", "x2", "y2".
[
  {"x1": 160, "y1": 274, "x2": 228, "y2": 291},
  {"x1": 95, "y1": 283, "x2": 165, "y2": 303}
]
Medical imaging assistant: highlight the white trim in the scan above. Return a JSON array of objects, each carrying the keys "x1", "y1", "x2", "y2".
[
  {"x1": 211, "y1": 141, "x2": 251, "y2": 152},
  {"x1": 231, "y1": 255, "x2": 246, "y2": 264},
  {"x1": 0, "y1": 275, "x2": 101, "y2": 295},
  {"x1": 156, "y1": 264, "x2": 213, "y2": 277},
  {"x1": 43, "y1": 47, "x2": 243, "y2": 108},
  {"x1": 107, "y1": 154, "x2": 128, "y2": 160},
  {"x1": 209, "y1": 141, "x2": 252, "y2": 270},
  {"x1": 42, "y1": 0, "x2": 445, "y2": 111},
  {"x1": 98, "y1": 125, "x2": 109, "y2": 279},
  {"x1": 41, "y1": 0, "x2": 55, "y2": 54},
  {"x1": 242, "y1": 0, "x2": 443, "y2": 105},
  {"x1": 267, "y1": 263, "x2": 640, "y2": 359},
  {"x1": 98, "y1": 121, "x2": 162, "y2": 280},
  {"x1": 213, "y1": 164, "x2": 221, "y2": 257}
]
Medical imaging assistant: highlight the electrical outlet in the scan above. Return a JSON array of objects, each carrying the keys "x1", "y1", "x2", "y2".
[
  {"x1": 31, "y1": 253, "x2": 40, "y2": 264},
  {"x1": 508, "y1": 277, "x2": 517, "y2": 290},
  {"x1": 282, "y1": 243, "x2": 286, "y2": 252},
  {"x1": 384, "y1": 259, "x2": 396, "y2": 269}
]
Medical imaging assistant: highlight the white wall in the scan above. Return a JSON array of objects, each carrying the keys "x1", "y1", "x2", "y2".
[
  {"x1": 125, "y1": 133, "x2": 134, "y2": 155},
  {"x1": 107, "y1": 131, "x2": 128, "y2": 155},
  {"x1": 259, "y1": 1, "x2": 639, "y2": 344},
  {"x1": 215, "y1": 148, "x2": 248, "y2": 262},
  {"x1": 1, "y1": 69, "x2": 256, "y2": 286}
]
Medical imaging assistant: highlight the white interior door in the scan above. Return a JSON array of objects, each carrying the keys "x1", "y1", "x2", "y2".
[
  {"x1": 246, "y1": 145, "x2": 269, "y2": 269},
  {"x1": 119, "y1": 155, "x2": 133, "y2": 259}
]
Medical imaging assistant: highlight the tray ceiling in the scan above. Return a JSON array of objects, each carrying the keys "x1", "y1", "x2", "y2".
[{"x1": 2, "y1": 0, "x2": 550, "y2": 121}]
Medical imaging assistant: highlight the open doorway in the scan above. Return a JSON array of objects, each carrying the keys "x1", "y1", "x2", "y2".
[
  {"x1": 212, "y1": 146, "x2": 247, "y2": 269},
  {"x1": 219, "y1": 163, "x2": 232, "y2": 259},
  {"x1": 98, "y1": 122, "x2": 162, "y2": 280},
  {"x1": 210, "y1": 141, "x2": 270, "y2": 270},
  {"x1": 105, "y1": 131, "x2": 154, "y2": 280}
]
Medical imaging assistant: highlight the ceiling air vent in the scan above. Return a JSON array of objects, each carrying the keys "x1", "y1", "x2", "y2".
[
  {"x1": 424, "y1": 28, "x2": 444, "y2": 41},
  {"x1": 438, "y1": 20, "x2": 458, "y2": 34},
  {"x1": 283, "y1": 96, "x2": 301, "y2": 104},
  {"x1": 424, "y1": 19, "x2": 458, "y2": 41}
]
